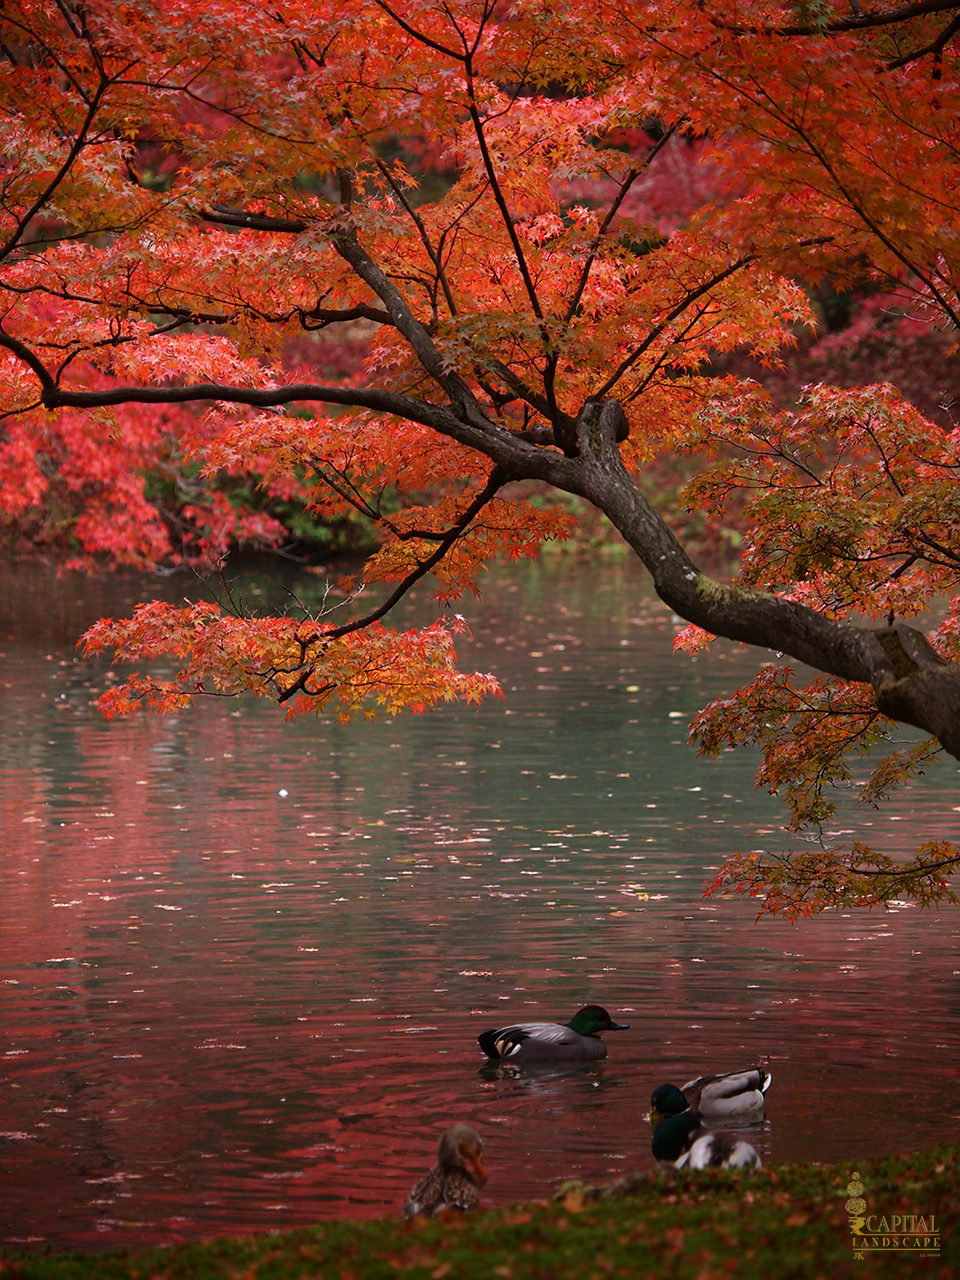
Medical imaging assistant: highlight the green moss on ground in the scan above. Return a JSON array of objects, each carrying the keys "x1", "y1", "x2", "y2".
[{"x1": 2, "y1": 1146, "x2": 957, "y2": 1279}]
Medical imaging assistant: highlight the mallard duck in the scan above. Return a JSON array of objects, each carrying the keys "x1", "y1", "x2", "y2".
[
  {"x1": 674, "y1": 1067, "x2": 771, "y2": 1121},
  {"x1": 477, "y1": 1005, "x2": 629, "y2": 1064},
  {"x1": 650, "y1": 1102, "x2": 703, "y2": 1164},
  {"x1": 404, "y1": 1123, "x2": 488, "y2": 1218},
  {"x1": 650, "y1": 1083, "x2": 696, "y2": 1122},
  {"x1": 650, "y1": 1086, "x2": 761, "y2": 1169}
]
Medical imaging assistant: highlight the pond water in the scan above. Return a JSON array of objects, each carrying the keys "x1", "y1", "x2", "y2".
[{"x1": 1, "y1": 554, "x2": 958, "y2": 1252}]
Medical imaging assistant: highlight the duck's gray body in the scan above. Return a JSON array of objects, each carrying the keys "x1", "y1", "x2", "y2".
[
  {"x1": 478, "y1": 1005, "x2": 629, "y2": 1064},
  {"x1": 680, "y1": 1067, "x2": 771, "y2": 1121},
  {"x1": 480, "y1": 1020, "x2": 607, "y2": 1063}
]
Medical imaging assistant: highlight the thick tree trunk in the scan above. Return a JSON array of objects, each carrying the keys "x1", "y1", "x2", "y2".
[{"x1": 466, "y1": 395, "x2": 960, "y2": 762}]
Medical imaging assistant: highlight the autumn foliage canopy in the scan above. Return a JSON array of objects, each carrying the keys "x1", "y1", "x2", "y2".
[{"x1": 2, "y1": 0, "x2": 960, "y2": 915}]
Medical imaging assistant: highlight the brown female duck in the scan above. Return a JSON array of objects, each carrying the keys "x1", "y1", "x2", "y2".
[{"x1": 404, "y1": 1123, "x2": 488, "y2": 1218}]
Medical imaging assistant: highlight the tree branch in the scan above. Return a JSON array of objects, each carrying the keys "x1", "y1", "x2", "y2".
[
  {"x1": 329, "y1": 218, "x2": 492, "y2": 427},
  {"x1": 0, "y1": 326, "x2": 58, "y2": 392},
  {"x1": 372, "y1": 0, "x2": 466, "y2": 61},
  {"x1": 560, "y1": 405, "x2": 960, "y2": 761},
  {"x1": 0, "y1": 63, "x2": 126, "y2": 262},
  {"x1": 562, "y1": 122, "x2": 682, "y2": 328},
  {"x1": 320, "y1": 465, "x2": 506, "y2": 642},
  {"x1": 886, "y1": 9, "x2": 960, "y2": 68},
  {"x1": 592, "y1": 257, "x2": 754, "y2": 400},
  {"x1": 276, "y1": 464, "x2": 507, "y2": 703},
  {"x1": 298, "y1": 303, "x2": 394, "y2": 329},
  {"x1": 198, "y1": 203, "x2": 308, "y2": 234},
  {"x1": 718, "y1": 0, "x2": 960, "y2": 37},
  {"x1": 375, "y1": 159, "x2": 460, "y2": 320}
]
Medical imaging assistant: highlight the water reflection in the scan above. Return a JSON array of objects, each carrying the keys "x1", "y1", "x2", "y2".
[{"x1": 1, "y1": 555, "x2": 958, "y2": 1251}]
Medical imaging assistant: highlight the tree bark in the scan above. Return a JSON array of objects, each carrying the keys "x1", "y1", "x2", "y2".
[{"x1": 470, "y1": 395, "x2": 960, "y2": 762}]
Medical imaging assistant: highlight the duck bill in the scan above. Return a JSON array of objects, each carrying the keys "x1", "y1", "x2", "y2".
[
  {"x1": 469, "y1": 1153, "x2": 489, "y2": 1185},
  {"x1": 610, "y1": 1021, "x2": 629, "y2": 1031},
  {"x1": 649, "y1": 1107, "x2": 664, "y2": 1126}
]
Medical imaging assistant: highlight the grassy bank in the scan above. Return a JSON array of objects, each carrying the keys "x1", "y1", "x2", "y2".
[{"x1": 2, "y1": 1145, "x2": 956, "y2": 1279}]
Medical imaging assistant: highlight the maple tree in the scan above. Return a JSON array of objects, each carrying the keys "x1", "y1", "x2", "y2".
[{"x1": 1, "y1": 0, "x2": 959, "y2": 916}]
